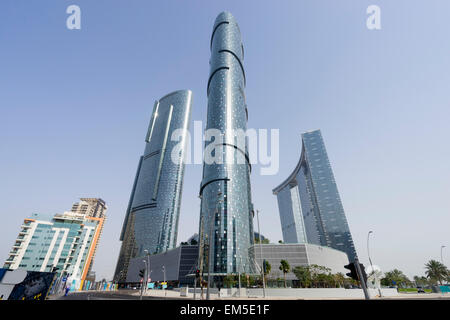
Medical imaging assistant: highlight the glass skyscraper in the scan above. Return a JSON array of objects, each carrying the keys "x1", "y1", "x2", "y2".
[
  {"x1": 273, "y1": 130, "x2": 358, "y2": 262},
  {"x1": 114, "y1": 90, "x2": 193, "y2": 283},
  {"x1": 198, "y1": 12, "x2": 255, "y2": 277}
]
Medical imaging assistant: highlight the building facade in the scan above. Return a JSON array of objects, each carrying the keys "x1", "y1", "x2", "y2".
[
  {"x1": 198, "y1": 12, "x2": 255, "y2": 277},
  {"x1": 250, "y1": 243, "x2": 349, "y2": 281},
  {"x1": 126, "y1": 245, "x2": 198, "y2": 286},
  {"x1": 3, "y1": 198, "x2": 107, "y2": 290},
  {"x1": 114, "y1": 90, "x2": 193, "y2": 283},
  {"x1": 273, "y1": 130, "x2": 358, "y2": 262}
]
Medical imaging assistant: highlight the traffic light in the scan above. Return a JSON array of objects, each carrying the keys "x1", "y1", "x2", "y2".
[
  {"x1": 139, "y1": 269, "x2": 145, "y2": 278},
  {"x1": 195, "y1": 269, "x2": 200, "y2": 278},
  {"x1": 344, "y1": 262, "x2": 358, "y2": 281}
]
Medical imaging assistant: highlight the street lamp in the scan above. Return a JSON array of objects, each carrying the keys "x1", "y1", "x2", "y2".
[
  {"x1": 238, "y1": 256, "x2": 242, "y2": 297},
  {"x1": 256, "y1": 209, "x2": 266, "y2": 298},
  {"x1": 367, "y1": 231, "x2": 374, "y2": 268},
  {"x1": 367, "y1": 230, "x2": 382, "y2": 297},
  {"x1": 144, "y1": 249, "x2": 150, "y2": 292},
  {"x1": 162, "y1": 265, "x2": 166, "y2": 297},
  {"x1": 441, "y1": 245, "x2": 446, "y2": 265},
  {"x1": 207, "y1": 192, "x2": 223, "y2": 300},
  {"x1": 140, "y1": 260, "x2": 147, "y2": 300}
]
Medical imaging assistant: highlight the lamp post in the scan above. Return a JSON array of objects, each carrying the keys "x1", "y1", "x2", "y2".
[
  {"x1": 140, "y1": 260, "x2": 147, "y2": 300},
  {"x1": 441, "y1": 245, "x2": 446, "y2": 265},
  {"x1": 206, "y1": 192, "x2": 222, "y2": 300},
  {"x1": 197, "y1": 194, "x2": 205, "y2": 300},
  {"x1": 367, "y1": 231, "x2": 374, "y2": 268},
  {"x1": 144, "y1": 249, "x2": 150, "y2": 292},
  {"x1": 367, "y1": 230, "x2": 382, "y2": 297},
  {"x1": 162, "y1": 265, "x2": 166, "y2": 297},
  {"x1": 256, "y1": 210, "x2": 266, "y2": 298},
  {"x1": 238, "y1": 256, "x2": 242, "y2": 297}
]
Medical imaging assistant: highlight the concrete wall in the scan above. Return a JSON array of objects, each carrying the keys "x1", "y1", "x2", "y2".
[
  {"x1": 177, "y1": 287, "x2": 398, "y2": 299},
  {"x1": 126, "y1": 247, "x2": 181, "y2": 283},
  {"x1": 305, "y1": 244, "x2": 349, "y2": 274},
  {"x1": 251, "y1": 243, "x2": 349, "y2": 280}
]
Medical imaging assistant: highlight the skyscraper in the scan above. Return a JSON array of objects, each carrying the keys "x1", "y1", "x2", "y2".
[
  {"x1": 198, "y1": 12, "x2": 255, "y2": 277},
  {"x1": 71, "y1": 198, "x2": 107, "y2": 219},
  {"x1": 273, "y1": 130, "x2": 358, "y2": 262},
  {"x1": 3, "y1": 198, "x2": 107, "y2": 291},
  {"x1": 114, "y1": 90, "x2": 193, "y2": 283}
]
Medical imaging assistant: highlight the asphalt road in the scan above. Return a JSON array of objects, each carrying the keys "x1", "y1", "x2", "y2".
[
  {"x1": 55, "y1": 291, "x2": 450, "y2": 300},
  {"x1": 56, "y1": 291, "x2": 181, "y2": 300}
]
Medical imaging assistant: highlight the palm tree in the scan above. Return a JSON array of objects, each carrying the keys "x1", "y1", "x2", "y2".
[
  {"x1": 279, "y1": 260, "x2": 290, "y2": 288},
  {"x1": 334, "y1": 273, "x2": 346, "y2": 288},
  {"x1": 381, "y1": 269, "x2": 410, "y2": 288},
  {"x1": 413, "y1": 275, "x2": 428, "y2": 286},
  {"x1": 263, "y1": 260, "x2": 271, "y2": 285},
  {"x1": 425, "y1": 260, "x2": 449, "y2": 285}
]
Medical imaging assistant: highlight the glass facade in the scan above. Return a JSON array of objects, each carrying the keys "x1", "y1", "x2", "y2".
[
  {"x1": 114, "y1": 90, "x2": 193, "y2": 283},
  {"x1": 198, "y1": 12, "x2": 255, "y2": 276},
  {"x1": 273, "y1": 130, "x2": 358, "y2": 262}
]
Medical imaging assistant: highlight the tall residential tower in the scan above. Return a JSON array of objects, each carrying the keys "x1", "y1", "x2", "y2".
[
  {"x1": 114, "y1": 90, "x2": 192, "y2": 283},
  {"x1": 273, "y1": 130, "x2": 358, "y2": 262},
  {"x1": 198, "y1": 12, "x2": 255, "y2": 278},
  {"x1": 3, "y1": 198, "x2": 107, "y2": 291}
]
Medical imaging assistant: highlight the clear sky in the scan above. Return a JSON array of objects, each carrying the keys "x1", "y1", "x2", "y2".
[{"x1": 1, "y1": 0, "x2": 449, "y2": 281}]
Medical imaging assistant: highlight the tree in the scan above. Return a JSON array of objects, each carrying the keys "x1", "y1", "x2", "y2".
[
  {"x1": 425, "y1": 260, "x2": 449, "y2": 285},
  {"x1": 381, "y1": 269, "x2": 410, "y2": 288},
  {"x1": 190, "y1": 239, "x2": 198, "y2": 245},
  {"x1": 293, "y1": 266, "x2": 311, "y2": 288},
  {"x1": 309, "y1": 264, "x2": 332, "y2": 288},
  {"x1": 255, "y1": 236, "x2": 270, "y2": 244},
  {"x1": 279, "y1": 260, "x2": 290, "y2": 288},
  {"x1": 263, "y1": 260, "x2": 271, "y2": 285},
  {"x1": 334, "y1": 273, "x2": 346, "y2": 288},
  {"x1": 413, "y1": 275, "x2": 429, "y2": 287},
  {"x1": 223, "y1": 275, "x2": 237, "y2": 288},
  {"x1": 293, "y1": 265, "x2": 343, "y2": 288}
]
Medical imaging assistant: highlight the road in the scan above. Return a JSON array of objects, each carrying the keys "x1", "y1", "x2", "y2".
[
  {"x1": 53, "y1": 291, "x2": 450, "y2": 300},
  {"x1": 54, "y1": 290, "x2": 183, "y2": 300}
]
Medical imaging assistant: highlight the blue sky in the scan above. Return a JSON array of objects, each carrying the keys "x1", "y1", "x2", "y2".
[{"x1": 1, "y1": 0, "x2": 449, "y2": 281}]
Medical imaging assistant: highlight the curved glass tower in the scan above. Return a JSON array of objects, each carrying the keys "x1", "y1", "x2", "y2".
[
  {"x1": 198, "y1": 12, "x2": 255, "y2": 277},
  {"x1": 114, "y1": 90, "x2": 193, "y2": 282},
  {"x1": 273, "y1": 130, "x2": 358, "y2": 262}
]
